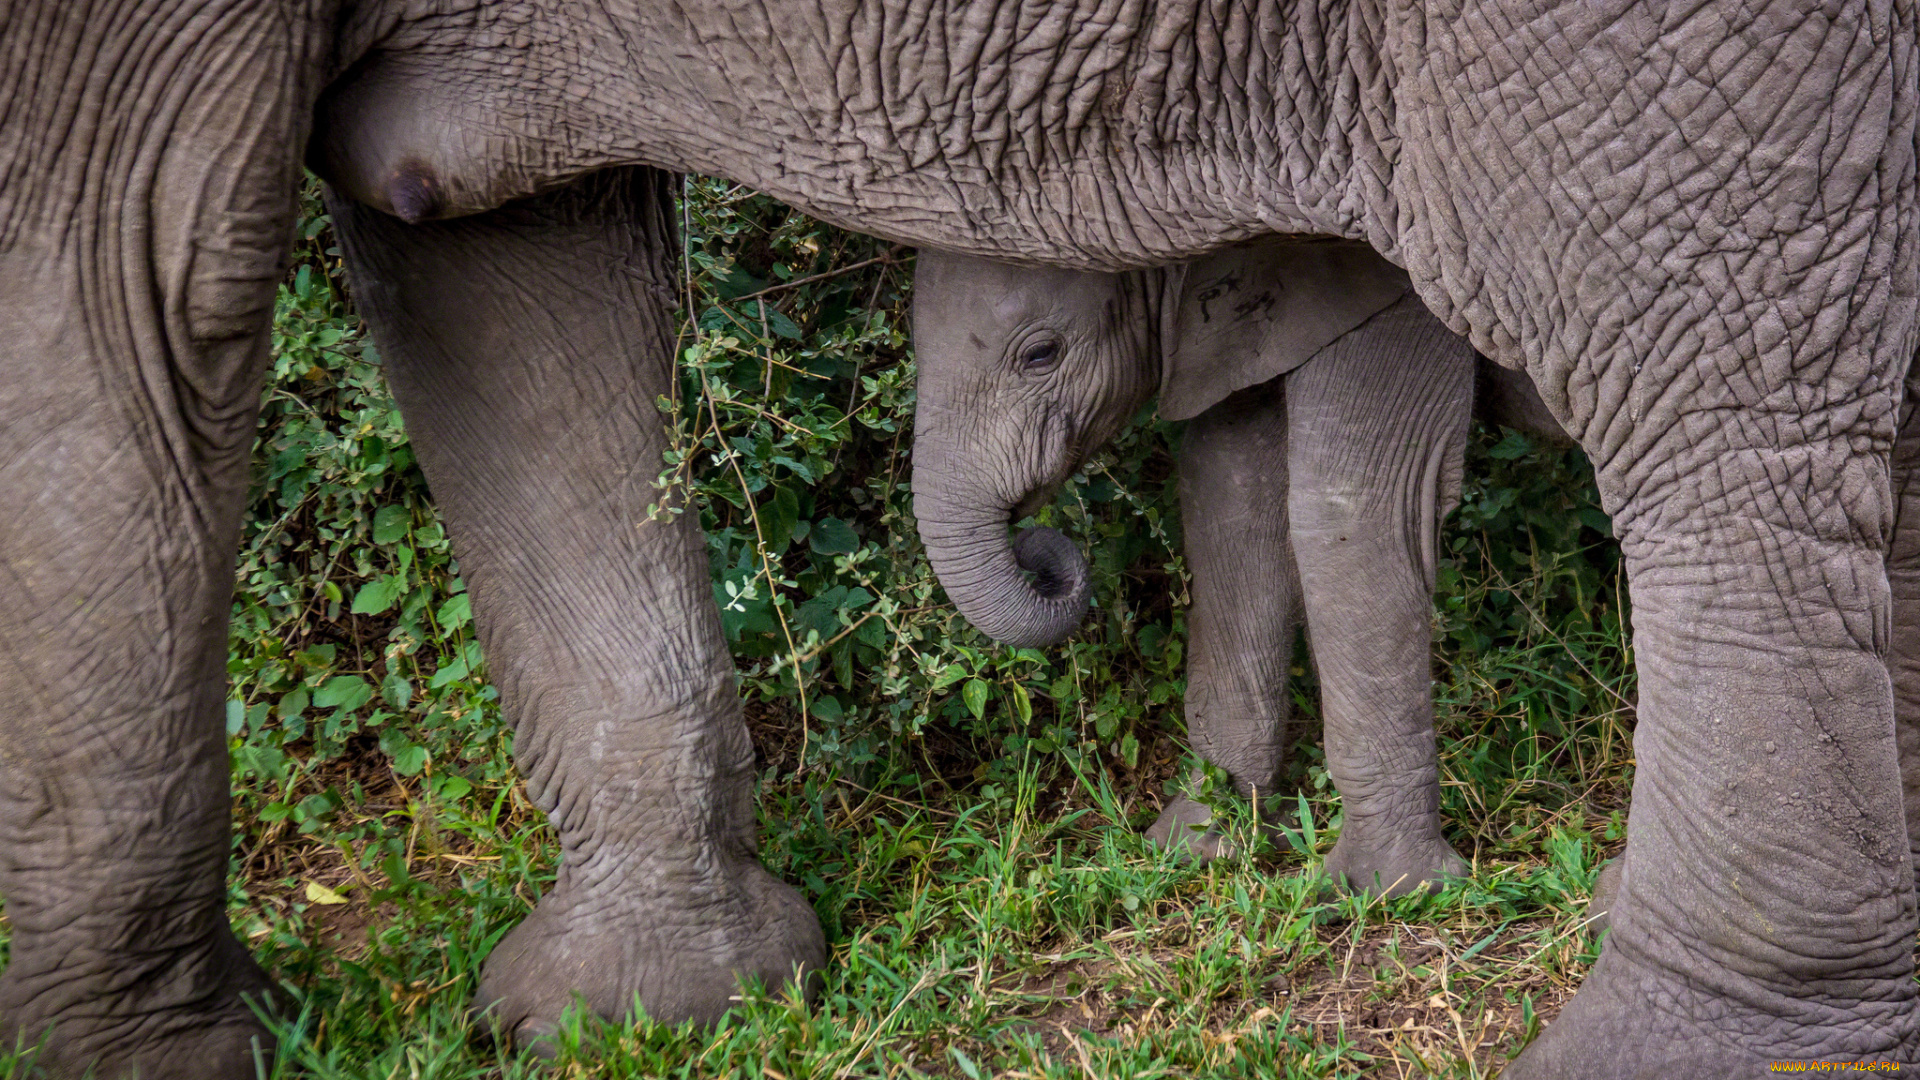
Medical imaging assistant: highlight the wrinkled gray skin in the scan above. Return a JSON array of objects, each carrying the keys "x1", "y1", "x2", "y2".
[
  {"x1": 910, "y1": 241, "x2": 1565, "y2": 899},
  {"x1": 323, "y1": 175, "x2": 827, "y2": 1051},
  {"x1": 4, "y1": 1, "x2": 1918, "y2": 1076}
]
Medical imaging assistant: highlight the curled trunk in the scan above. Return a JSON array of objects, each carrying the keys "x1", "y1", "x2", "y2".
[{"x1": 913, "y1": 478, "x2": 1091, "y2": 649}]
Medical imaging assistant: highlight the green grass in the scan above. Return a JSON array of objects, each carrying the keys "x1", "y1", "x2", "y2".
[
  {"x1": 240, "y1": 756, "x2": 1618, "y2": 1079},
  {"x1": 0, "y1": 177, "x2": 1630, "y2": 1078}
]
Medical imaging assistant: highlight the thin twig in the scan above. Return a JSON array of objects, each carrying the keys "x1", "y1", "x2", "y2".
[
  {"x1": 729, "y1": 249, "x2": 905, "y2": 303},
  {"x1": 759, "y1": 297, "x2": 773, "y2": 399},
  {"x1": 832, "y1": 779, "x2": 963, "y2": 819},
  {"x1": 790, "y1": 605, "x2": 933, "y2": 666},
  {"x1": 701, "y1": 378, "x2": 812, "y2": 761},
  {"x1": 1485, "y1": 557, "x2": 1634, "y2": 711}
]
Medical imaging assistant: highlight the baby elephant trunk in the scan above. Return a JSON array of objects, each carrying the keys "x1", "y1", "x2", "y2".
[{"x1": 913, "y1": 476, "x2": 1092, "y2": 649}]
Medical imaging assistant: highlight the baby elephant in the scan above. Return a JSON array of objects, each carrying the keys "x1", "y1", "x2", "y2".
[{"x1": 911, "y1": 241, "x2": 1561, "y2": 897}]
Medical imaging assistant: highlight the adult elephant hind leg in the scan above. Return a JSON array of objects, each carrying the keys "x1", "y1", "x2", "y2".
[
  {"x1": 1284, "y1": 293, "x2": 1474, "y2": 899},
  {"x1": 326, "y1": 169, "x2": 825, "y2": 1045},
  {"x1": 1509, "y1": 397, "x2": 1919, "y2": 1074},
  {"x1": 1147, "y1": 383, "x2": 1299, "y2": 861},
  {"x1": 0, "y1": 5, "x2": 326, "y2": 1076}
]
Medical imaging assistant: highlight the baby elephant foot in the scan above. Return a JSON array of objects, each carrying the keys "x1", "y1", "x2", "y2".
[
  {"x1": 1145, "y1": 795, "x2": 1231, "y2": 861},
  {"x1": 0, "y1": 927, "x2": 278, "y2": 1080},
  {"x1": 475, "y1": 854, "x2": 826, "y2": 1051},
  {"x1": 1143, "y1": 795, "x2": 1283, "y2": 862},
  {"x1": 1322, "y1": 830, "x2": 1469, "y2": 898}
]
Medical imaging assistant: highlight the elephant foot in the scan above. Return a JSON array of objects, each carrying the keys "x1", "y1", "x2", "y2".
[
  {"x1": 475, "y1": 854, "x2": 826, "y2": 1051},
  {"x1": 1504, "y1": 949, "x2": 1809, "y2": 1078},
  {"x1": 0, "y1": 925, "x2": 278, "y2": 1080},
  {"x1": 1321, "y1": 827, "x2": 1469, "y2": 898},
  {"x1": 1142, "y1": 795, "x2": 1283, "y2": 861}
]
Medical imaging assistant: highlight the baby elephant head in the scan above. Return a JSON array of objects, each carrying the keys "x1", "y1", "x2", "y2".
[
  {"x1": 910, "y1": 241, "x2": 1414, "y2": 650},
  {"x1": 908, "y1": 251, "x2": 1171, "y2": 649}
]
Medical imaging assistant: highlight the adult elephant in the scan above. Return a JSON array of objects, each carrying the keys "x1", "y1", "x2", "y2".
[{"x1": 4, "y1": 1, "x2": 1916, "y2": 1077}]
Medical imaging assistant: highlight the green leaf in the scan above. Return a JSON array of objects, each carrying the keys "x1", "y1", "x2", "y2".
[
  {"x1": 427, "y1": 656, "x2": 470, "y2": 690},
  {"x1": 236, "y1": 745, "x2": 288, "y2": 784},
  {"x1": 380, "y1": 672, "x2": 413, "y2": 711},
  {"x1": 765, "y1": 309, "x2": 803, "y2": 341},
  {"x1": 226, "y1": 699, "x2": 246, "y2": 738},
  {"x1": 295, "y1": 791, "x2": 338, "y2": 828},
  {"x1": 809, "y1": 517, "x2": 859, "y2": 556},
  {"x1": 762, "y1": 485, "x2": 800, "y2": 552},
  {"x1": 436, "y1": 593, "x2": 472, "y2": 631},
  {"x1": 1009, "y1": 681, "x2": 1033, "y2": 725},
  {"x1": 1488, "y1": 431, "x2": 1533, "y2": 460},
  {"x1": 833, "y1": 639, "x2": 856, "y2": 689},
  {"x1": 351, "y1": 575, "x2": 402, "y2": 615},
  {"x1": 312, "y1": 675, "x2": 372, "y2": 711},
  {"x1": 391, "y1": 743, "x2": 428, "y2": 776},
  {"x1": 962, "y1": 678, "x2": 989, "y2": 722},
  {"x1": 426, "y1": 641, "x2": 483, "y2": 689}
]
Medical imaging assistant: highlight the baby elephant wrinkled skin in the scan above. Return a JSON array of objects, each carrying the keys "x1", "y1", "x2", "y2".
[{"x1": 911, "y1": 241, "x2": 1566, "y2": 897}]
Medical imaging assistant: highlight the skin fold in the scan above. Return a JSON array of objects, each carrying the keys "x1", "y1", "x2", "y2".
[
  {"x1": 4, "y1": 0, "x2": 1918, "y2": 1074},
  {"x1": 911, "y1": 241, "x2": 1564, "y2": 898}
]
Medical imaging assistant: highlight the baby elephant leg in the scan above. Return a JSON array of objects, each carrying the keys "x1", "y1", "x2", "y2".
[
  {"x1": 1147, "y1": 383, "x2": 1300, "y2": 859},
  {"x1": 1286, "y1": 293, "x2": 1475, "y2": 897}
]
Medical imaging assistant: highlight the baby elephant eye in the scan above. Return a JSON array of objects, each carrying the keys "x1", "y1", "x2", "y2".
[{"x1": 1020, "y1": 339, "x2": 1062, "y2": 372}]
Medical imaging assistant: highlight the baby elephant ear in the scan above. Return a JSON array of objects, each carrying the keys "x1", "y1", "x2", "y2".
[{"x1": 1158, "y1": 241, "x2": 1413, "y2": 421}]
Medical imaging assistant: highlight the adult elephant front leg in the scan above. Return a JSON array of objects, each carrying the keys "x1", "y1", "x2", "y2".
[
  {"x1": 0, "y1": 4, "x2": 329, "y2": 1076},
  {"x1": 326, "y1": 169, "x2": 824, "y2": 1045},
  {"x1": 1510, "y1": 378, "x2": 1919, "y2": 1071},
  {"x1": 1885, "y1": 382, "x2": 1920, "y2": 896}
]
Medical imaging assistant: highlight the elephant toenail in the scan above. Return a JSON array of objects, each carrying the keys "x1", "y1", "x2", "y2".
[{"x1": 515, "y1": 1018, "x2": 561, "y2": 1060}]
